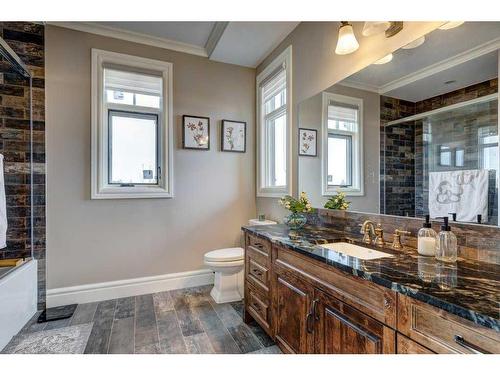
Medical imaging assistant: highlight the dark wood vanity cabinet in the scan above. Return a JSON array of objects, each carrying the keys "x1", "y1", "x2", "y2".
[
  {"x1": 314, "y1": 289, "x2": 395, "y2": 354},
  {"x1": 243, "y1": 234, "x2": 499, "y2": 354}
]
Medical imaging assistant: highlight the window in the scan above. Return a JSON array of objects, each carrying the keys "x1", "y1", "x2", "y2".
[
  {"x1": 439, "y1": 145, "x2": 452, "y2": 166},
  {"x1": 256, "y1": 46, "x2": 292, "y2": 197},
  {"x1": 91, "y1": 49, "x2": 173, "y2": 199},
  {"x1": 479, "y1": 126, "x2": 499, "y2": 171},
  {"x1": 322, "y1": 93, "x2": 363, "y2": 196}
]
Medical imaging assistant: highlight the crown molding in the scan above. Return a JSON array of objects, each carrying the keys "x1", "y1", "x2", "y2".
[
  {"x1": 48, "y1": 22, "x2": 208, "y2": 57},
  {"x1": 205, "y1": 21, "x2": 229, "y2": 58},
  {"x1": 379, "y1": 36, "x2": 500, "y2": 94},
  {"x1": 337, "y1": 80, "x2": 380, "y2": 94}
]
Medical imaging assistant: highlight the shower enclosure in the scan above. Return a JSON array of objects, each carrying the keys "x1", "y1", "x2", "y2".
[
  {"x1": 0, "y1": 34, "x2": 38, "y2": 350},
  {"x1": 382, "y1": 94, "x2": 499, "y2": 225}
]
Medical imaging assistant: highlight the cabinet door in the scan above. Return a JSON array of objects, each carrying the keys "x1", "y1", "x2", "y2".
[
  {"x1": 273, "y1": 270, "x2": 314, "y2": 353},
  {"x1": 314, "y1": 289, "x2": 395, "y2": 354}
]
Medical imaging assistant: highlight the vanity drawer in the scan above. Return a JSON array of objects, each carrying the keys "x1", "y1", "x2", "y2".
[
  {"x1": 273, "y1": 244, "x2": 397, "y2": 328},
  {"x1": 396, "y1": 334, "x2": 434, "y2": 354},
  {"x1": 246, "y1": 256, "x2": 270, "y2": 292},
  {"x1": 246, "y1": 283, "x2": 272, "y2": 335},
  {"x1": 398, "y1": 294, "x2": 500, "y2": 354},
  {"x1": 246, "y1": 234, "x2": 271, "y2": 255}
]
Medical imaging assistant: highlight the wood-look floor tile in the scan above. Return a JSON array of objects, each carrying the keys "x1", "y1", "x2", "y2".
[
  {"x1": 184, "y1": 333, "x2": 214, "y2": 354},
  {"x1": 227, "y1": 323, "x2": 263, "y2": 353},
  {"x1": 84, "y1": 299, "x2": 117, "y2": 354},
  {"x1": 153, "y1": 291, "x2": 174, "y2": 313},
  {"x1": 108, "y1": 317, "x2": 135, "y2": 354},
  {"x1": 44, "y1": 317, "x2": 71, "y2": 331},
  {"x1": 20, "y1": 312, "x2": 47, "y2": 333},
  {"x1": 115, "y1": 297, "x2": 135, "y2": 320},
  {"x1": 135, "y1": 343, "x2": 161, "y2": 354},
  {"x1": 70, "y1": 302, "x2": 98, "y2": 326},
  {"x1": 156, "y1": 309, "x2": 187, "y2": 353},
  {"x1": 134, "y1": 294, "x2": 159, "y2": 350},
  {"x1": 194, "y1": 302, "x2": 241, "y2": 354},
  {"x1": 230, "y1": 301, "x2": 244, "y2": 318},
  {"x1": 210, "y1": 301, "x2": 242, "y2": 328},
  {"x1": 248, "y1": 345, "x2": 282, "y2": 354},
  {"x1": 247, "y1": 320, "x2": 275, "y2": 347},
  {"x1": 171, "y1": 291, "x2": 204, "y2": 337}
]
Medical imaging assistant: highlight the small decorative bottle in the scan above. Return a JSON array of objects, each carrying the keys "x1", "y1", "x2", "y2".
[
  {"x1": 417, "y1": 215, "x2": 437, "y2": 256},
  {"x1": 435, "y1": 217, "x2": 458, "y2": 263}
]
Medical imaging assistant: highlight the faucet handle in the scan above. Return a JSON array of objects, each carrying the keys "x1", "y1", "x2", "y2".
[
  {"x1": 392, "y1": 229, "x2": 411, "y2": 250},
  {"x1": 374, "y1": 224, "x2": 385, "y2": 247}
]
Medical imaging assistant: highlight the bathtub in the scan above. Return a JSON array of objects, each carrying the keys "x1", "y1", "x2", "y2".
[{"x1": 0, "y1": 259, "x2": 37, "y2": 351}]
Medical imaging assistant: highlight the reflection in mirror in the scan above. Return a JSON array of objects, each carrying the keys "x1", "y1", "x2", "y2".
[{"x1": 298, "y1": 22, "x2": 500, "y2": 226}]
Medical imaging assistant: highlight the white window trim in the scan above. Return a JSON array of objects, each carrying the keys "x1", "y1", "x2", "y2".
[
  {"x1": 321, "y1": 92, "x2": 364, "y2": 197},
  {"x1": 91, "y1": 49, "x2": 174, "y2": 199},
  {"x1": 256, "y1": 46, "x2": 292, "y2": 198}
]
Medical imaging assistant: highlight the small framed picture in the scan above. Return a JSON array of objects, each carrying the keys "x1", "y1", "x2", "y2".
[
  {"x1": 299, "y1": 128, "x2": 317, "y2": 157},
  {"x1": 182, "y1": 115, "x2": 210, "y2": 150},
  {"x1": 221, "y1": 120, "x2": 246, "y2": 153}
]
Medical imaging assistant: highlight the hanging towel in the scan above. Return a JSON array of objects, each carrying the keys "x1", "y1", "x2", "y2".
[
  {"x1": 0, "y1": 154, "x2": 7, "y2": 248},
  {"x1": 429, "y1": 169, "x2": 488, "y2": 223}
]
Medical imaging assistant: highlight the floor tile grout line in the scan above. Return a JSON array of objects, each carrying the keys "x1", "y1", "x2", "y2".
[
  {"x1": 106, "y1": 299, "x2": 119, "y2": 354},
  {"x1": 152, "y1": 293, "x2": 163, "y2": 353}
]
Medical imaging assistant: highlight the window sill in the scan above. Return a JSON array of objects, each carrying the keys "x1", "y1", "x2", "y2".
[
  {"x1": 323, "y1": 187, "x2": 364, "y2": 197},
  {"x1": 257, "y1": 187, "x2": 290, "y2": 198},
  {"x1": 92, "y1": 186, "x2": 173, "y2": 199}
]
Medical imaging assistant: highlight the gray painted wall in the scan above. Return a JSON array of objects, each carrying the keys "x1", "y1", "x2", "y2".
[
  {"x1": 298, "y1": 84, "x2": 380, "y2": 213},
  {"x1": 45, "y1": 25, "x2": 256, "y2": 289}
]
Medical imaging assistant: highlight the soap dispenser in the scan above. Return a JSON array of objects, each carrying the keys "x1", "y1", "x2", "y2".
[
  {"x1": 435, "y1": 217, "x2": 457, "y2": 263},
  {"x1": 417, "y1": 215, "x2": 437, "y2": 256}
]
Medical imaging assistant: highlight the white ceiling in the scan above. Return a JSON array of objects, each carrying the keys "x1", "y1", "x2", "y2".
[
  {"x1": 341, "y1": 22, "x2": 500, "y2": 102},
  {"x1": 82, "y1": 21, "x2": 299, "y2": 67}
]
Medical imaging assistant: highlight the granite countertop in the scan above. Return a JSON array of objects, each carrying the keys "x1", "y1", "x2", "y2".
[{"x1": 242, "y1": 224, "x2": 500, "y2": 332}]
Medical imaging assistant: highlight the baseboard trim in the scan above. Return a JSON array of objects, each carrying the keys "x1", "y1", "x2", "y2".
[{"x1": 46, "y1": 269, "x2": 214, "y2": 307}]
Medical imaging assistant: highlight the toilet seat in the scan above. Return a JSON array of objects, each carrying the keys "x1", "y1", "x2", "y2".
[{"x1": 204, "y1": 247, "x2": 243, "y2": 263}]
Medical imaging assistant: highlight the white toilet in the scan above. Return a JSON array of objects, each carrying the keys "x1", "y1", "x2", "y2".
[
  {"x1": 204, "y1": 247, "x2": 244, "y2": 304},
  {"x1": 204, "y1": 218, "x2": 277, "y2": 304}
]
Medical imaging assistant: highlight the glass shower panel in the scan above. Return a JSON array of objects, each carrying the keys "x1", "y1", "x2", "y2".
[{"x1": 422, "y1": 99, "x2": 499, "y2": 225}]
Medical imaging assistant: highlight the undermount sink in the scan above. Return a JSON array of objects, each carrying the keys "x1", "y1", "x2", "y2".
[{"x1": 320, "y1": 242, "x2": 394, "y2": 260}]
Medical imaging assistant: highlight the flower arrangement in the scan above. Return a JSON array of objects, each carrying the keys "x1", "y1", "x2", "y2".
[
  {"x1": 324, "y1": 191, "x2": 350, "y2": 210},
  {"x1": 279, "y1": 192, "x2": 314, "y2": 214}
]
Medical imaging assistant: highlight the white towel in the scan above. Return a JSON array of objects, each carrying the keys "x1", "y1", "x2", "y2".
[
  {"x1": 0, "y1": 154, "x2": 7, "y2": 248},
  {"x1": 429, "y1": 169, "x2": 488, "y2": 223}
]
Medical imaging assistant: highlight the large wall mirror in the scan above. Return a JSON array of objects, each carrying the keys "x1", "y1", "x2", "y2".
[{"x1": 298, "y1": 22, "x2": 500, "y2": 226}]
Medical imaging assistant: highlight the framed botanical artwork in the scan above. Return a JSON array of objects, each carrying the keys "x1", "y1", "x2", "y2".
[
  {"x1": 182, "y1": 115, "x2": 210, "y2": 150},
  {"x1": 221, "y1": 120, "x2": 246, "y2": 153},
  {"x1": 299, "y1": 128, "x2": 317, "y2": 157}
]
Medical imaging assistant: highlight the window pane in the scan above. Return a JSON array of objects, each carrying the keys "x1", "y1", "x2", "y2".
[
  {"x1": 135, "y1": 93, "x2": 161, "y2": 108},
  {"x1": 266, "y1": 114, "x2": 286, "y2": 187},
  {"x1": 439, "y1": 146, "x2": 451, "y2": 166},
  {"x1": 482, "y1": 146, "x2": 498, "y2": 171},
  {"x1": 264, "y1": 88, "x2": 286, "y2": 115},
  {"x1": 106, "y1": 90, "x2": 134, "y2": 105},
  {"x1": 328, "y1": 135, "x2": 351, "y2": 186},
  {"x1": 109, "y1": 112, "x2": 158, "y2": 184},
  {"x1": 328, "y1": 104, "x2": 358, "y2": 132}
]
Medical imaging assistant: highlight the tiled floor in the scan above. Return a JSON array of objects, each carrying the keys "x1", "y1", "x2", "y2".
[{"x1": 13, "y1": 285, "x2": 281, "y2": 354}]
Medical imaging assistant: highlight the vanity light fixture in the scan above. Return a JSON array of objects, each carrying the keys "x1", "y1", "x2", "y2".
[
  {"x1": 401, "y1": 35, "x2": 425, "y2": 49},
  {"x1": 373, "y1": 53, "x2": 393, "y2": 65},
  {"x1": 335, "y1": 22, "x2": 359, "y2": 55},
  {"x1": 361, "y1": 21, "x2": 391, "y2": 37},
  {"x1": 439, "y1": 21, "x2": 465, "y2": 30}
]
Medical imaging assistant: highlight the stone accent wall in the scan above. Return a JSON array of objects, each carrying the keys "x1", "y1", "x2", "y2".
[
  {"x1": 0, "y1": 22, "x2": 45, "y2": 309},
  {"x1": 317, "y1": 208, "x2": 500, "y2": 264},
  {"x1": 380, "y1": 96, "x2": 417, "y2": 216}
]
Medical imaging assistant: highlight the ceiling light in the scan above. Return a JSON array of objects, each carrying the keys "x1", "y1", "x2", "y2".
[
  {"x1": 362, "y1": 21, "x2": 391, "y2": 37},
  {"x1": 401, "y1": 36, "x2": 425, "y2": 49},
  {"x1": 373, "y1": 53, "x2": 393, "y2": 65},
  {"x1": 439, "y1": 21, "x2": 465, "y2": 30},
  {"x1": 335, "y1": 22, "x2": 359, "y2": 55}
]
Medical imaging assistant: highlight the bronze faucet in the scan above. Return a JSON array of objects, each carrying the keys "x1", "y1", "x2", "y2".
[
  {"x1": 391, "y1": 229, "x2": 411, "y2": 250},
  {"x1": 360, "y1": 221, "x2": 386, "y2": 247}
]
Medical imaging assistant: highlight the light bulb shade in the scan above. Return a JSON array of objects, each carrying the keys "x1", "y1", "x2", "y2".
[
  {"x1": 401, "y1": 35, "x2": 425, "y2": 49},
  {"x1": 373, "y1": 53, "x2": 393, "y2": 65},
  {"x1": 362, "y1": 21, "x2": 391, "y2": 37},
  {"x1": 335, "y1": 23, "x2": 359, "y2": 55},
  {"x1": 439, "y1": 21, "x2": 464, "y2": 30}
]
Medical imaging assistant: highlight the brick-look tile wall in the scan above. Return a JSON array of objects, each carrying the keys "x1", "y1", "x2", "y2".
[
  {"x1": 380, "y1": 79, "x2": 498, "y2": 224},
  {"x1": 0, "y1": 22, "x2": 45, "y2": 309}
]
